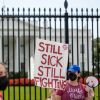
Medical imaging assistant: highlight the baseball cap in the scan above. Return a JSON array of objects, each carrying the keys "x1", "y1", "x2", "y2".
[{"x1": 68, "y1": 64, "x2": 80, "y2": 73}]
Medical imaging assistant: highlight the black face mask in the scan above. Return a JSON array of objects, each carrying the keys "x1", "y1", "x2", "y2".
[
  {"x1": 68, "y1": 72, "x2": 77, "y2": 81},
  {"x1": 0, "y1": 76, "x2": 8, "y2": 90}
]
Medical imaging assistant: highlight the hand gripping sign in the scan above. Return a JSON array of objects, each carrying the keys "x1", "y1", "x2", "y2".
[
  {"x1": 86, "y1": 76, "x2": 99, "y2": 88},
  {"x1": 34, "y1": 39, "x2": 68, "y2": 89}
]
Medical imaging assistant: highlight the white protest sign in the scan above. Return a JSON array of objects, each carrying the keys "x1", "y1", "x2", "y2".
[{"x1": 34, "y1": 39, "x2": 68, "y2": 89}]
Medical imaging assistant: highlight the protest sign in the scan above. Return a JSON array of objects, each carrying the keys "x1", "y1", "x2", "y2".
[{"x1": 34, "y1": 39, "x2": 68, "y2": 89}]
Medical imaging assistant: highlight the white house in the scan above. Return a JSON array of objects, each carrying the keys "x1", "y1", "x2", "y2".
[{"x1": 0, "y1": 18, "x2": 92, "y2": 79}]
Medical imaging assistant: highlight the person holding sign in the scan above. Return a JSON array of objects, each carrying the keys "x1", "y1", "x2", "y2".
[{"x1": 51, "y1": 65, "x2": 94, "y2": 100}]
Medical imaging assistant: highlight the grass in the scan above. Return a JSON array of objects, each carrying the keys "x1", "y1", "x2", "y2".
[
  {"x1": 94, "y1": 86, "x2": 100, "y2": 100},
  {"x1": 3, "y1": 86, "x2": 49, "y2": 100},
  {"x1": 2, "y1": 85, "x2": 99, "y2": 100}
]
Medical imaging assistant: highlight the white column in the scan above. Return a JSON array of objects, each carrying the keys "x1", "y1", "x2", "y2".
[
  {"x1": 15, "y1": 37, "x2": 19, "y2": 72},
  {"x1": 30, "y1": 56, "x2": 34, "y2": 79},
  {"x1": 0, "y1": 36, "x2": 2, "y2": 62}
]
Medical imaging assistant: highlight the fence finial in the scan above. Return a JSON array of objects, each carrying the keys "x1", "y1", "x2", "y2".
[{"x1": 64, "y1": 0, "x2": 68, "y2": 12}]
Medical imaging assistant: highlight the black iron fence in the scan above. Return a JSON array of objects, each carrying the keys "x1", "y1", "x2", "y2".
[{"x1": 0, "y1": 1, "x2": 100, "y2": 100}]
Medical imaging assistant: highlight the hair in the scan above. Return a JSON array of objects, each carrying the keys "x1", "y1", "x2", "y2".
[
  {"x1": 67, "y1": 71, "x2": 80, "y2": 80},
  {"x1": 78, "y1": 71, "x2": 80, "y2": 73}
]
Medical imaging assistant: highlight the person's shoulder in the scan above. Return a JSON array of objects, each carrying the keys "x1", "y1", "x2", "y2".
[
  {"x1": 79, "y1": 83, "x2": 86, "y2": 88},
  {"x1": 81, "y1": 83, "x2": 86, "y2": 87},
  {"x1": 56, "y1": 89, "x2": 64, "y2": 96}
]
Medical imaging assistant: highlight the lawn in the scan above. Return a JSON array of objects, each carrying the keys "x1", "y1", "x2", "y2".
[
  {"x1": 2, "y1": 85, "x2": 100, "y2": 100},
  {"x1": 94, "y1": 86, "x2": 100, "y2": 100},
  {"x1": 3, "y1": 86, "x2": 49, "y2": 100}
]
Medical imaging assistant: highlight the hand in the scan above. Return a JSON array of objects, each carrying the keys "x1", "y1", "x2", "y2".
[
  {"x1": 85, "y1": 85, "x2": 94, "y2": 97},
  {"x1": 0, "y1": 97, "x2": 2, "y2": 100},
  {"x1": 0, "y1": 93, "x2": 2, "y2": 100}
]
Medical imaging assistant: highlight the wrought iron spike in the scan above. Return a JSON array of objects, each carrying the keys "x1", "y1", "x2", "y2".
[{"x1": 64, "y1": 0, "x2": 68, "y2": 10}]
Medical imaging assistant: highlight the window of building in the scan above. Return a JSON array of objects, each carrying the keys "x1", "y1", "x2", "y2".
[
  {"x1": 21, "y1": 63, "x2": 25, "y2": 72},
  {"x1": 80, "y1": 61, "x2": 85, "y2": 71},
  {"x1": 69, "y1": 45, "x2": 72, "y2": 53},
  {"x1": 80, "y1": 44, "x2": 85, "y2": 53},
  {"x1": 69, "y1": 62, "x2": 72, "y2": 66},
  {"x1": 4, "y1": 44, "x2": 8, "y2": 63},
  {"x1": 20, "y1": 45, "x2": 24, "y2": 62}
]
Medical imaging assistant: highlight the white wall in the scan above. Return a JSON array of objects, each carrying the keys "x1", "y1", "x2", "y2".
[{"x1": 0, "y1": 18, "x2": 93, "y2": 80}]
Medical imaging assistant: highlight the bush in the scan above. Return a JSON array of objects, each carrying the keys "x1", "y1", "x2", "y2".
[
  {"x1": 80, "y1": 71, "x2": 92, "y2": 77},
  {"x1": 9, "y1": 78, "x2": 35, "y2": 86},
  {"x1": 9, "y1": 71, "x2": 28, "y2": 79}
]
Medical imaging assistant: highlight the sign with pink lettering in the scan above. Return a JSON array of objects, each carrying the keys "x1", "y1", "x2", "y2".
[{"x1": 34, "y1": 39, "x2": 68, "y2": 89}]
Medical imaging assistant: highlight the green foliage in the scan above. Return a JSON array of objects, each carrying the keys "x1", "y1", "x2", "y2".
[
  {"x1": 93, "y1": 38, "x2": 100, "y2": 64},
  {"x1": 92, "y1": 38, "x2": 100, "y2": 74},
  {"x1": 80, "y1": 71, "x2": 92, "y2": 77},
  {"x1": 9, "y1": 71, "x2": 28, "y2": 79}
]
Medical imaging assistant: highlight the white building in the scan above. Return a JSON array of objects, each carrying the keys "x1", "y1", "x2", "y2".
[{"x1": 0, "y1": 18, "x2": 92, "y2": 79}]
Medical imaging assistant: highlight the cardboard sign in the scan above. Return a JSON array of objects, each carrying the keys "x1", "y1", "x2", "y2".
[{"x1": 34, "y1": 39, "x2": 68, "y2": 89}]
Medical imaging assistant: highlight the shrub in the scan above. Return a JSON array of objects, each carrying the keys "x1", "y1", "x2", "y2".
[
  {"x1": 9, "y1": 78, "x2": 35, "y2": 86},
  {"x1": 9, "y1": 71, "x2": 28, "y2": 79}
]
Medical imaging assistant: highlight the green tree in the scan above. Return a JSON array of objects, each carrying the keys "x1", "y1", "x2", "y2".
[{"x1": 93, "y1": 38, "x2": 100, "y2": 73}]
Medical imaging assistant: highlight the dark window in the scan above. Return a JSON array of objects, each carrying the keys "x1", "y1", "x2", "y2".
[
  {"x1": 69, "y1": 45, "x2": 72, "y2": 53},
  {"x1": 21, "y1": 63, "x2": 25, "y2": 72},
  {"x1": 80, "y1": 44, "x2": 85, "y2": 53}
]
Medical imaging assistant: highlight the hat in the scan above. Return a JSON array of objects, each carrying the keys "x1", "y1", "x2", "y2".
[{"x1": 68, "y1": 64, "x2": 80, "y2": 73}]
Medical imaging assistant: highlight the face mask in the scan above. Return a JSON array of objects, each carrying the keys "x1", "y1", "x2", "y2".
[
  {"x1": 0, "y1": 76, "x2": 8, "y2": 90},
  {"x1": 68, "y1": 72, "x2": 77, "y2": 81}
]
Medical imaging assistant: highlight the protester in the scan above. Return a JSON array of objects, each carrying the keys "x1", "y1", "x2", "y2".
[
  {"x1": 0, "y1": 63, "x2": 9, "y2": 100},
  {"x1": 50, "y1": 64, "x2": 94, "y2": 100}
]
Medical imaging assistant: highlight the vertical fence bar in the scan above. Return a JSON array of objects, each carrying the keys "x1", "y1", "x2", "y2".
[
  {"x1": 18, "y1": 8, "x2": 20, "y2": 100},
  {"x1": 81, "y1": 9, "x2": 85, "y2": 80},
  {"x1": 91, "y1": 9, "x2": 95, "y2": 100},
  {"x1": 54, "y1": 8, "x2": 57, "y2": 42},
  {"x1": 64, "y1": 1, "x2": 69, "y2": 73},
  {"x1": 76, "y1": 8, "x2": 79, "y2": 65},
  {"x1": 39, "y1": 8, "x2": 42, "y2": 100},
  {"x1": 28, "y1": 8, "x2": 31, "y2": 100},
  {"x1": 44, "y1": 8, "x2": 47, "y2": 99},
  {"x1": 12, "y1": 8, "x2": 15, "y2": 100},
  {"x1": 59, "y1": 8, "x2": 62, "y2": 43},
  {"x1": 49, "y1": 8, "x2": 51, "y2": 41},
  {"x1": 86, "y1": 9, "x2": 89, "y2": 75},
  {"x1": 44, "y1": 8, "x2": 46, "y2": 40},
  {"x1": 1, "y1": 8, "x2": 4, "y2": 65},
  {"x1": 39, "y1": 8, "x2": 41, "y2": 39},
  {"x1": 71, "y1": 8, "x2": 73, "y2": 64},
  {"x1": 64, "y1": 0, "x2": 69, "y2": 44},
  {"x1": 33, "y1": 8, "x2": 36, "y2": 100},
  {"x1": 23, "y1": 8, "x2": 26, "y2": 100},
  {"x1": 7, "y1": 8, "x2": 10, "y2": 100},
  {"x1": 91, "y1": 9, "x2": 94, "y2": 76},
  {"x1": 1, "y1": 8, "x2": 5, "y2": 100}
]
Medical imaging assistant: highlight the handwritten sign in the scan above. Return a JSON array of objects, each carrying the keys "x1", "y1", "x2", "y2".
[{"x1": 34, "y1": 39, "x2": 68, "y2": 89}]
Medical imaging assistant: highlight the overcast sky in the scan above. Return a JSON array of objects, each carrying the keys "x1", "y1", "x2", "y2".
[
  {"x1": 0, "y1": 0, "x2": 99, "y2": 38},
  {"x1": 0, "y1": 0, "x2": 100, "y2": 11}
]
